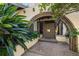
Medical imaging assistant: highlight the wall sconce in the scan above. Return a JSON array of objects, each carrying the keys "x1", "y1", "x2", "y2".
[
  {"x1": 23, "y1": 10, "x2": 26, "y2": 13},
  {"x1": 47, "y1": 29, "x2": 50, "y2": 32},
  {"x1": 33, "y1": 8, "x2": 35, "y2": 12}
]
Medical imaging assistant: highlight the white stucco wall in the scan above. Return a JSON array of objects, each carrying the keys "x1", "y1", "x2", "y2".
[
  {"x1": 17, "y1": 4, "x2": 40, "y2": 21},
  {"x1": 24, "y1": 5, "x2": 40, "y2": 21},
  {"x1": 63, "y1": 24, "x2": 67, "y2": 35},
  {"x1": 34, "y1": 21, "x2": 37, "y2": 31},
  {"x1": 17, "y1": 9, "x2": 26, "y2": 15}
]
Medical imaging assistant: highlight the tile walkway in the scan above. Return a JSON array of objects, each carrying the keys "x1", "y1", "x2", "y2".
[{"x1": 22, "y1": 40, "x2": 79, "y2": 56}]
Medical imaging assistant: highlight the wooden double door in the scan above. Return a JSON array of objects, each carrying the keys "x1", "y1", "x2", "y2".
[{"x1": 42, "y1": 21, "x2": 56, "y2": 39}]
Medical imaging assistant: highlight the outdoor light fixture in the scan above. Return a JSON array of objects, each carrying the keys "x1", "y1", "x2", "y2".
[{"x1": 47, "y1": 29, "x2": 50, "y2": 32}]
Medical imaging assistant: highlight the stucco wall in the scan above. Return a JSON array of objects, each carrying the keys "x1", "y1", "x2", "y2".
[
  {"x1": 17, "y1": 4, "x2": 40, "y2": 21},
  {"x1": 17, "y1": 9, "x2": 26, "y2": 15},
  {"x1": 63, "y1": 24, "x2": 67, "y2": 35},
  {"x1": 34, "y1": 21, "x2": 38, "y2": 31},
  {"x1": 24, "y1": 5, "x2": 40, "y2": 21}
]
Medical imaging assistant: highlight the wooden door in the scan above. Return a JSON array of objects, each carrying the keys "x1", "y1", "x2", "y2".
[{"x1": 43, "y1": 21, "x2": 56, "y2": 39}]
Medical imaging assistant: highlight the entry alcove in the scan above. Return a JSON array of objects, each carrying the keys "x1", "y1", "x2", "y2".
[
  {"x1": 31, "y1": 12, "x2": 78, "y2": 52},
  {"x1": 36, "y1": 16, "x2": 56, "y2": 40}
]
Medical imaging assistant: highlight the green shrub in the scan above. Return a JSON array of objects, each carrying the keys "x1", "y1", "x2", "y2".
[{"x1": 0, "y1": 4, "x2": 38, "y2": 56}]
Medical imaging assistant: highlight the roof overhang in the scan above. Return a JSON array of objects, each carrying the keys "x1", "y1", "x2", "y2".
[
  {"x1": 11, "y1": 3, "x2": 29, "y2": 8},
  {"x1": 11, "y1": 3, "x2": 38, "y2": 9}
]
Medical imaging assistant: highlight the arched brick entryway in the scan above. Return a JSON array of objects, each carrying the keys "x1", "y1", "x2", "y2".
[{"x1": 31, "y1": 12, "x2": 78, "y2": 52}]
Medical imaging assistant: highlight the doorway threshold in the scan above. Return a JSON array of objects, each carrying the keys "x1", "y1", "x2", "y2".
[{"x1": 39, "y1": 38, "x2": 57, "y2": 43}]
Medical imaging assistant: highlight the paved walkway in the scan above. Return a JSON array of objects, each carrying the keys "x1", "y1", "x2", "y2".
[{"x1": 23, "y1": 41, "x2": 79, "y2": 56}]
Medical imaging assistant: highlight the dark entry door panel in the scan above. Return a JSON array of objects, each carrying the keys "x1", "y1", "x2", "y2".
[{"x1": 43, "y1": 21, "x2": 55, "y2": 39}]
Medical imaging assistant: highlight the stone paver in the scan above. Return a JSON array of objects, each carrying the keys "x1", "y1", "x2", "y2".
[{"x1": 23, "y1": 41, "x2": 79, "y2": 56}]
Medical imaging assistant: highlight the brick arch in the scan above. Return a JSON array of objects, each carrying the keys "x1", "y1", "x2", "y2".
[
  {"x1": 31, "y1": 12, "x2": 52, "y2": 21},
  {"x1": 60, "y1": 16, "x2": 78, "y2": 52},
  {"x1": 31, "y1": 12, "x2": 78, "y2": 52}
]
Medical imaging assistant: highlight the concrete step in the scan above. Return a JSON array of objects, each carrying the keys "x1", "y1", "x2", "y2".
[{"x1": 39, "y1": 38, "x2": 58, "y2": 43}]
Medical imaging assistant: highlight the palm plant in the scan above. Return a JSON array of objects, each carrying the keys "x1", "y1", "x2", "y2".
[{"x1": 0, "y1": 4, "x2": 39, "y2": 56}]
